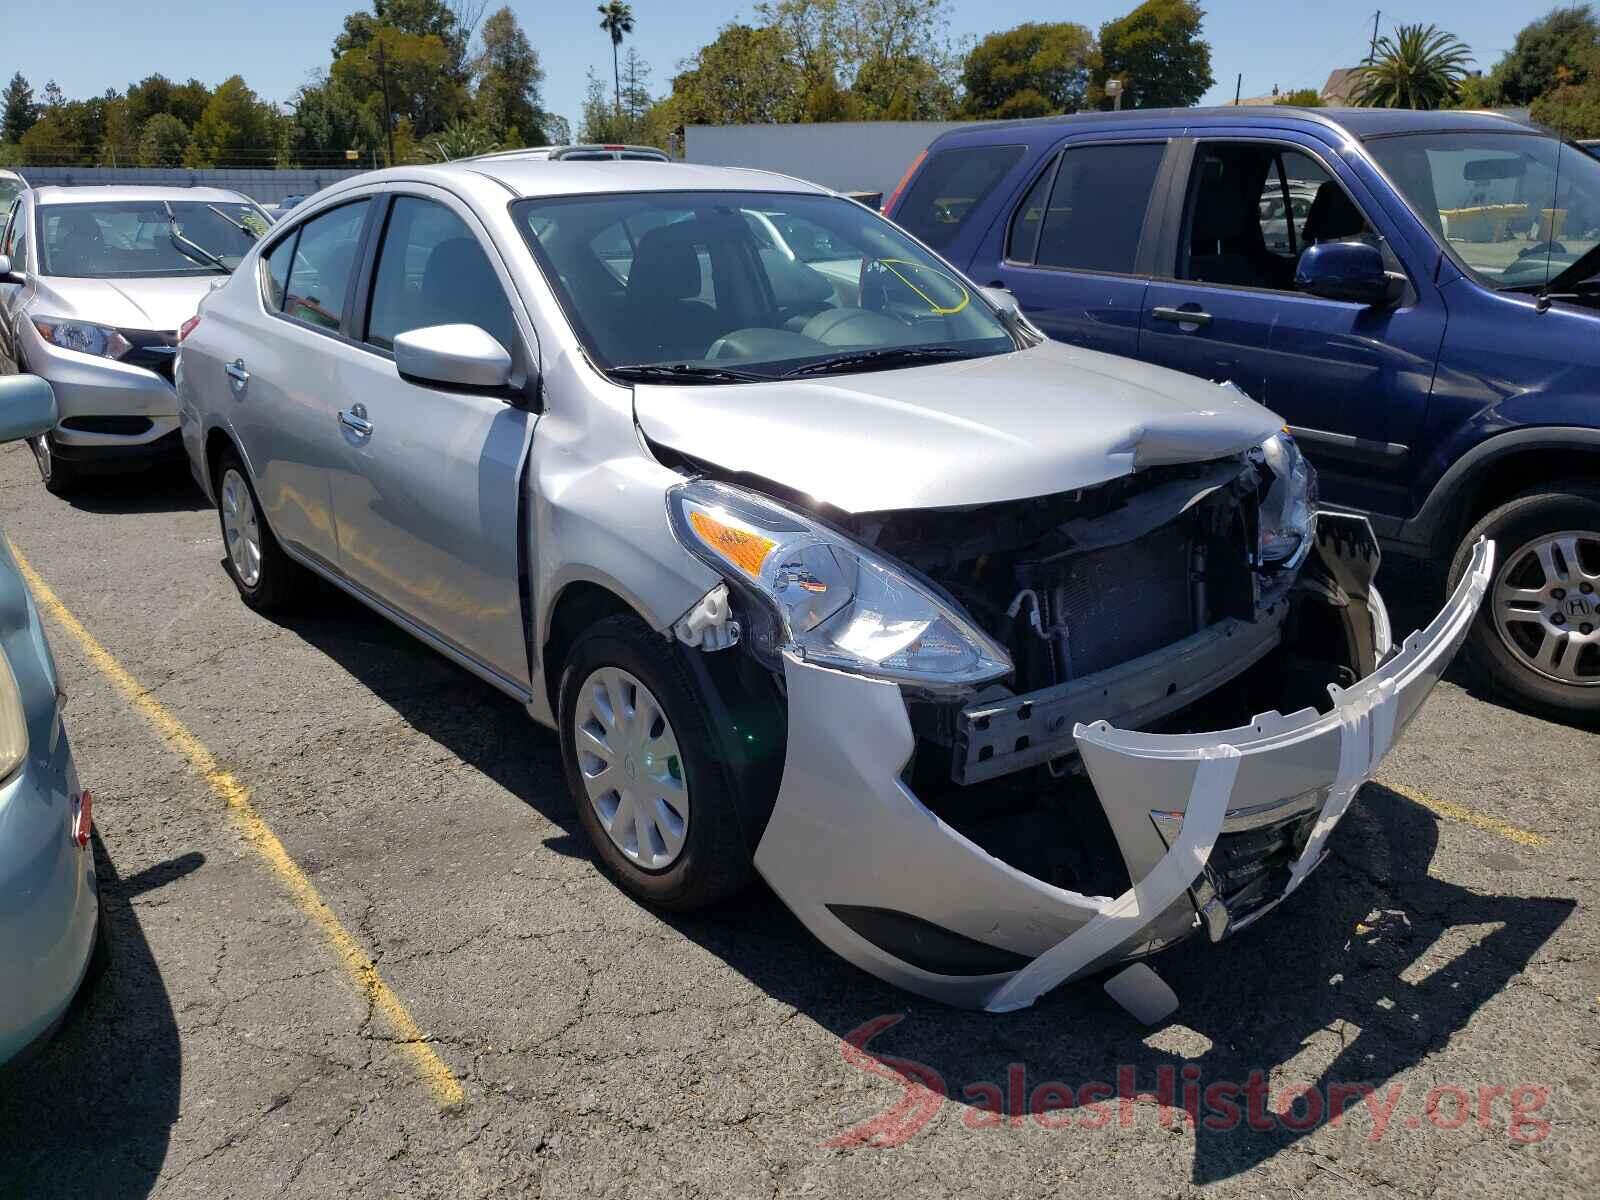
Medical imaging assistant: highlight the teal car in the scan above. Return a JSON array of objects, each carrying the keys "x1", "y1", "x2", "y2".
[{"x1": 0, "y1": 374, "x2": 100, "y2": 1066}]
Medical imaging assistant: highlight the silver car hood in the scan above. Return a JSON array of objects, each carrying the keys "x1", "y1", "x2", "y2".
[
  {"x1": 634, "y1": 340, "x2": 1284, "y2": 512},
  {"x1": 31, "y1": 274, "x2": 221, "y2": 333}
]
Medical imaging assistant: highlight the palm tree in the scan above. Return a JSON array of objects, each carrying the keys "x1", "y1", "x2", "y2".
[
  {"x1": 1352, "y1": 23, "x2": 1474, "y2": 110},
  {"x1": 597, "y1": 1, "x2": 635, "y2": 119}
]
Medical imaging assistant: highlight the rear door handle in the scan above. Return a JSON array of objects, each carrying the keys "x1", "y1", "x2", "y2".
[
  {"x1": 338, "y1": 403, "x2": 373, "y2": 439},
  {"x1": 225, "y1": 359, "x2": 249, "y2": 392},
  {"x1": 1151, "y1": 305, "x2": 1213, "y2": 328}
]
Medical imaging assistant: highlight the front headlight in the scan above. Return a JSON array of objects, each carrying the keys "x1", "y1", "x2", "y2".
[
  {"x1": 0, "y1": 648, "x2": 29, "y2": 783},
  {"x1": 668, "y1": 480, "x2": 1012, "y2": 692},
  {"x1": 32, "y1": 317, "x2": 132, "y2": 360},
  {"x1": 1256, "y1": 431, "x2": 1317, "y2": 568}
]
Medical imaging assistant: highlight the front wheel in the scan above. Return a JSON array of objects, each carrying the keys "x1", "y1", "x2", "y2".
[
  {"x1": 558, "y1": 615, "x2": 753, "y2": 910},
  {"x1": 1449, "y1": 482, "x2": 1600, "y2": 722},
  {"x1": 33, "y1": 434, "x2": 85, "y2": 497}
]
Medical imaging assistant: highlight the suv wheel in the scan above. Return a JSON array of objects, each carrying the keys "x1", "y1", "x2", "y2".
[
  {"x1": 215, "y1": 450, "x2": 306, "y2": 613},
  {"x1": 1449, "y1": 481, "x2": 1600, "y2": 721},
  {"x1": 558, "y1": 614, "x2": 752, "y2": 910},
  {"x1": 33, "y1": 433, "x2": 84, "y2": 497}
]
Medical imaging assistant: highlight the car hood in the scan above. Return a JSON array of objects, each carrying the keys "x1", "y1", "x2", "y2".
[
  {"x1": 30, "y1": 274, "x2": 221, "y2": 333},
  {"x1": 633, "y1": 340, "x2": 1284, "y2": 512}
]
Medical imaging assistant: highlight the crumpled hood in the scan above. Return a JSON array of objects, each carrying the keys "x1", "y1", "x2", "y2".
[
  {"x1": 31, "y1": 274, "x2": 220, "y2": 334},
  {"x1": 634, "y1": 339, "x2": 1284, "y2": 512}
]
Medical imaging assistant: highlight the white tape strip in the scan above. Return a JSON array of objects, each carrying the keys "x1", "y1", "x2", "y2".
[{"x1": 984, "y1": 744, "x2": 1242, "y2": 1013}]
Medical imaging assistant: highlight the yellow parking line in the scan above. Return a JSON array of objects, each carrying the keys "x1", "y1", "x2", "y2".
[
  {"x1": 12, "y1": 547, "x2": 465, "y2": 1111},
  {"x1": 1381, "y1": 780, "x2": 1548, "y2": 848}
]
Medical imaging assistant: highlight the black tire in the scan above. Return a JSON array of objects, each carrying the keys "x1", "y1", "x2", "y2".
[
  {"x1": 214, "y1": 448, "x2": 306, "y2": 613},
  {"x1": 558, "y1": 614, "x2": 753, "y2": 911},
  {"x1": 1448, "y1": 480, "x2": 1600, "y2": 723},
  {"x1": 34, "y1": 434, "x2": 85, "y2": 497}
]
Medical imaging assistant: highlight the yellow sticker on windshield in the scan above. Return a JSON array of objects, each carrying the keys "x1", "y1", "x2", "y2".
[{"x1": 878, "y1": 259, "x2": 970, "y2": 315}]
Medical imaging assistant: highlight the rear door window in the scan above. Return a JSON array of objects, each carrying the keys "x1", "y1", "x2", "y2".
[
  {"x1": 895, "y1": 144, "x2": 1025, "y2": 250},
  {"x1": 283, "y1": 201, "x2": 369, "y2": 332},
  {"x1": 261, "y1": 234, "x2": 296, "y2": 311},
  {"x1": 1031, "y1": 142, "x2": 1166, "y2": 274}
]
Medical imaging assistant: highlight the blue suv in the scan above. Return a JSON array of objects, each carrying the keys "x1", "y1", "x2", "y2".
[{"x1": 889, "y1": 106, "x2": 1600, "y2": 722}]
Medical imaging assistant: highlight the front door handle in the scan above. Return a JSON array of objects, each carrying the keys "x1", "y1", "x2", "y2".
[
  {"x1": 338, "y1": 403, "x2": 373, "y2": 439},
  {"x1": 225, "y1": 359, "x2": 249, "y2": 393},
  {"x1": 1151, "y1": 305, "x2": 1213, "y2": 328}
]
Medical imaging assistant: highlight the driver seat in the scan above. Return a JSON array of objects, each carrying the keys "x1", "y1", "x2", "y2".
[
  {"x1": 624, "y1": 224, "x2": 725, "y2": 360},
  {"x1": 51, "y1": 210, "x2": 105, "y2": 274}
]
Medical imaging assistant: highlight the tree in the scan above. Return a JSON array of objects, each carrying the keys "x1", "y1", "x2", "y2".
[
  {"x1": 2, "y1": 74, "x2": 38, "y2": 145},
  {"x1": 17, "y1": 114, "x2": 77, "y2": 165},
  {"x1": 1352, "y1": 23, "x2": 1473, "y2": 110},
  {"x1": 335, "y1": 0, "x2": 472, "y2": 84},
  {"x1": 1095, "y1": 0, "x2": 1214, "y2": 109},
  {"x1": 598, "y1": 1, "x2": 635, "y2": 117},
  {"x1": 187, "y1": 75, "x2": 279, "y2": 167},
  {"x1": 757, "y1": 0, "x2": 957, "y2": 117},
  {"x1": 620, "y1": 46, "x2": 653, "y2": 123},
  {"x1": 474, "y1": 6, "x2": 546, "y2": 144},
  {"x1": 290, "y1": 77, "x2": 383, "y2": 166},
  {"x1": 428, "y1": 118, "x2": 498, "y2": 159},
  {"x1": 579, "y1": 69, "x2": 629, "y2": 143},
  {"x1": 126, "y1": 75, "x2": 212, "y2": 131},
  {"x1": 138, "y1": 113, "x2": 190, "y2": 166},
  {"x1": 962, "y1": 22, "x2": 1096, "y2": 118},
  {"x1": 42, "y1": 80, "x2": 65, "y2": 110},
  {"x1": 1274, "y1": 87, "x2": 1324, "y2": 106},
  {"x1": 331, "y1": 26, "x2": 468, "y2": 144},
  {"x1": 1494, "y1": 5, "x2": 1600, "y2": 106},
  {"x1": 668, "y1": 22, "x2": 805, "y2": 126},
  {"x1": 853, "y1": 54, "x2": 954, "y2": 118},
  {"x1": 99, "y1": 93, "x2": 140, "y2": 166}
]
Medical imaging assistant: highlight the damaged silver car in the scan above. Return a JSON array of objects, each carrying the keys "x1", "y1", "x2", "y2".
[{"x1": 175, "y1": 162, "x2": 1492, "y2": 1014}]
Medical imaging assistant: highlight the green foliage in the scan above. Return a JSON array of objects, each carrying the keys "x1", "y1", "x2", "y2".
[
  {"x1": 126, "y1": 75, "x2": 212, "y2": 131},
  {"x1": 137, "y1": 113, "x2": 190, "y2": 167},
  {"x1": 854, "y1": 55, "x2": 954, "y2": 119},
  {"x1": 1095, "y1": 0, "x2": 1214, "y2": 109},
  {"x1": 187, "y1": 75, "x2": 280, "y2": 167},
  {"x1": 961, "y1": 22, "x2": 1095, "y2": 118},
  {"x1": 331, "y1": 27, "x2": 468, "y2": 147},
  {"x1": 599, "y1": 1, "x2": 636, "y2": 116},
  {"x1": 1452, "y1": 73, "x2": 1502, "y2": 109},
  {"x1": 669, "y1": 22, "x2": 806, "y2": 125},
  {"x1": 1352, "y1": 23, "x2": 1473, "y2": 110},
  {"x1": 474, "y1": 6, "x2": 547, "y2": 143},
  {"x1": 99, "y1": 96, "x2": 140, "y2": 166},
  {"x1": 1495, "y1": 5, "x2": 1600, "y2": 106},
  {"x1": 2, "y1": 74, "x2": 39, "y2": 145},
  {"x1": 290, "y1": 77, "x2": 383, "y2": 166},
  {"x1": 428, "y1": 119, "x2": 499, "y2": 160},
  {"x1": 1274, "y1": 87, "x2": 1323, "y2": 107}
]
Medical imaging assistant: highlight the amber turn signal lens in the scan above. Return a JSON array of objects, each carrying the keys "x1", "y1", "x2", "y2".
[{"x1": 688, "y1": 511, "x2": 776, "y2": 579}]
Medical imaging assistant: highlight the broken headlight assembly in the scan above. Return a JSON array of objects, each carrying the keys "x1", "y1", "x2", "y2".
[
  {"x1": 668, "y1": 479, "x2": 1012, "y2": 692},
  {"x1": 1255, "y1": 431, "x2": 1317, "y2": 568}
]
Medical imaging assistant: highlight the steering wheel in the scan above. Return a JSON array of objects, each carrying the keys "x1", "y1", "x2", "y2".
[{"x1": 1518, "y1": 240, "x2": 1568, "y2": 259}]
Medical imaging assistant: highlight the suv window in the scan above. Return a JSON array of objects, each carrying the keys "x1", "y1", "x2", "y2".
[
  {"x1": 895, "y1": 144, "x2": 1024, "y2": 250},
  {"x1": 1183, "y1": 143, "x2": 1379, "y2": 291},
  {"x1": 366, "y1": 197, "x2": 516, "y2": 353},
  {"x1": 1031, "y1": 142, "x2": 1166, "y2": 274},
  {"x1": 283, "y1": 201, "x2": 369, "y2": 331}
]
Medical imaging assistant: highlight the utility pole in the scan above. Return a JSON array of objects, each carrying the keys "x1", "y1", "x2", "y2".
[
  {"x1": 376, "y1": 40, "x2": 397, "y2": 168},
  {"x1": 1368, "y1": 10, "x2": 1381, "y2": 63}
]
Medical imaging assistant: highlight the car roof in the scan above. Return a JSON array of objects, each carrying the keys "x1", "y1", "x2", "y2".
[
  {"x1": 932, "y1": 104, "x2": 1535, "y2": 147},
  {"x1": 30, "y1": 184, "x2": 257, "y2": 205},
  {"x1": 314, "y1": 160, "x2": 832, "y2": 204}
]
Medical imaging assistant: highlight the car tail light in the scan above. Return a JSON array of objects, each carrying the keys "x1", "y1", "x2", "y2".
[
  {"x1": 178, "y1": 315, "x2": 201, "y2": 342},
  {"x1": 72, "y1": 789, "x2": 92, "y2": 849},
  {"x1": 883, "y1": 149, "x2": 926, "y2": 218}
]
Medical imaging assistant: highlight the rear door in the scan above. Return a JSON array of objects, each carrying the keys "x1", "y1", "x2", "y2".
[
  {"x1": 1140, "y1": 132, "x2": 1445, "y2": 515},
  {"x1": 984, "y1": 137, "x2": 1173, "y2": 358},
  {"x1": 325, "y1": 187, "x2": 537, "y2": 692}
]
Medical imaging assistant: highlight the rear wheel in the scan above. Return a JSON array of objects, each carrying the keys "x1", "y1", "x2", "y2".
[
  {"x1": 33, "y1": 434, "x2": 85, "y2": 497},
  {"x1": 215, "y1": 450, "x2": 306, "y2": 613},
  {"x1": 558, "y1": 614, "x2": 752, "y2": 910},
  {"x1": 1449, "y1": 482, "x2": 1600, "y2": 722}
]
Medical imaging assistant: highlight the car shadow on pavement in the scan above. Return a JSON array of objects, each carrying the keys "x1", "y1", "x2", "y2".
[
  {"x1": 276, "y1": 593, "x2": 1574, "y2": 1184},
  {"x1": 59, "y1": 464, "x2": 209, "y2": 516},
  {"x1": 0, "y1": 837, "x2": 199, "y2": 1199}
]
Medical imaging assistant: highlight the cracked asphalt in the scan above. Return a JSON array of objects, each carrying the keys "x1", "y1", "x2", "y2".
[{"x1": 0, "y1": 443, "x2": 1595, "y2": 1199}]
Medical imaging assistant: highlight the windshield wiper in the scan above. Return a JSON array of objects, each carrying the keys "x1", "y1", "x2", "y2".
[
  {"x1": 780, "y1": 345, "x2": 972, "y2": 378},
  {"x1": 163, "y1": 201, "x2": 229, "y2": 273},
  {"x1": 205, "y1": 204, "x2": 259, "y2": 241},
  {"x1": 608, "y1": 362, "x2": 772, "y2": 384}
]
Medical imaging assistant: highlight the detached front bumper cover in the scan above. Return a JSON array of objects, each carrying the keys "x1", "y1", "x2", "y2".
[{"x1": 753, "y1": 533, "x2": 1494, "y2": 1013}]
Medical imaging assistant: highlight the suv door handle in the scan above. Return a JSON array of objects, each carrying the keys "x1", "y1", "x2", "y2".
[
  {"x1": 338, "y1": 403, "x2": 373, "y2": 439},
  {"x1": 225, "y1": 359, "x2": 249, "y2": 392},
  {"x1": 1151, "y1": 305, "x2": 1213, "y2": 328}
]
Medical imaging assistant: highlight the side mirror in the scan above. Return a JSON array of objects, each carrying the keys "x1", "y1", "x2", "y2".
[
  {"x1": 980, "y1": 285, "x2": 1021, "y2": 319},
  {"x1": 392, "y1": 324, "x2": 514, "y2": 390},
  {"x1": 1294, "y1": 241, "x2": 1402, "y2": 307},
  {"x1": 0, "y1": 375, "x2": 58, "y2": 442},
  {"x1": 0, "y1": 254, "x2": 21, "y2": 285}
]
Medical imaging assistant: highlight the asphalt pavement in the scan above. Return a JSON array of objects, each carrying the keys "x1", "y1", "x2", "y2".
[{"x1": 0, "y1": 443, "x2": 1593, "y2": 1199}]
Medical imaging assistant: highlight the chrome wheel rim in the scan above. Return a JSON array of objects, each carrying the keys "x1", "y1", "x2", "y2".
[
  {"x1": 572, "y1": 667, "x2": 689, "y2": 871},
  {"x1": 1491, "y1": 529, "x2": 1600, "y2": 686},
  {"x1": 220, "y1": 468, "x2": 263, "y2": 588}
]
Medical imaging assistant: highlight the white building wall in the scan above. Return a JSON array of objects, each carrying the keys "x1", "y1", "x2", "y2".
[{"x1": 685, "y1": 121, "x2": 972, "y2": 195}]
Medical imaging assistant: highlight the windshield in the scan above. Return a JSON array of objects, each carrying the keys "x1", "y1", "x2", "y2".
[
  {"x1": 1366, "y1": 131, "x2": 1600, "y2": 290},
  {"x1": 513, "y1": 190, "x2": 1015, "y2": 381},
  {"x1": 0, "y1": 177, "x2": 22, "y2": 210},
  {"x1": 37, "y1": 200, "x2": 268, "y2": 279}
]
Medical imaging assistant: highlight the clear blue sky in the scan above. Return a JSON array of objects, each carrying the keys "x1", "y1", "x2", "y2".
[{"x1": 1, "y1": 1, "x2": 1539, "y2": 134}]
